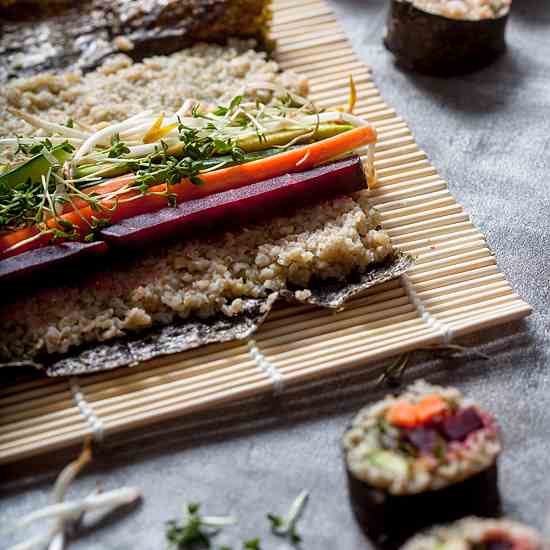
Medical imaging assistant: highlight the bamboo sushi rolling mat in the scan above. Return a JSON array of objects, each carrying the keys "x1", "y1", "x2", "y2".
[{"x1": 0, "y1": 0, "x2": 532, "y2": 467}]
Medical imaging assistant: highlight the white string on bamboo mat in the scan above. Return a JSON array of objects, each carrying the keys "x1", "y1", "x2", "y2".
[
  {"x1": 247, "y1": 339, "x2": 285, "y2": 395},
  {"x1": 69, "y1": 377, "x2": 104, "y2": 442},
  {"x1": 400, "y1": 273, "x2": 454, "y2": 345}
]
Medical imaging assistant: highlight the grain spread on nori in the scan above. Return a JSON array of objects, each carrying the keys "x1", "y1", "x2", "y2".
[
  {"x1": 44, "y1": 295, "x2": 277, "y2": 376},
  {"x1": 2, "y1": 252, "x2": 412, "y2": 376}
]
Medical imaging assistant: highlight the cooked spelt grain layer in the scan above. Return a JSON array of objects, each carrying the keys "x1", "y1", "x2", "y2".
[
  {"x1": 0, "y1": 194, "x2": 391, "y2": 361},
  {"x1": 0, "y1": 40, "x2": 308, "y2": 163},
  {"x1": 410, "y1": 0, "x2": 511, "y2": 20}
]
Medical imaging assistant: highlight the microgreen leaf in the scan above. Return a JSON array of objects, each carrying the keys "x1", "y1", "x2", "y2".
[
  {"x1": 266, "y1": 514, "x2": 283, "y2": 530},
  {"x1": 266, "y1": 491, "x2": 309, "y2": 546},
  {"x1": 165, "y1": 503, "x2": 237, "y2": 550},
  {"x1": 213, "y1": 106, "x2": 228, "y2": 117},
  {"x1": 188, "y1": 503, "x2": 200, "y2": 515},
  {"x1": 107, "y1": 134, "x2": 131, "y2": 158},
  {"x1": 229, "y1": 95, "x2": 243, "y2": 112}
]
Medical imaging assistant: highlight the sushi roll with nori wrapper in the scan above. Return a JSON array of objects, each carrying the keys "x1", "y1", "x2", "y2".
[
  {"x1": 402, "y1": 517, "x2": 542, "y2": 550},
  {"x1": 0, "y1": 0, "x2": 273, "y2": 81},
  {"x1": 384, "y1": 0, "x2": 511, "y2": 76},
  {"x1": 342, "y1": 381, "x2": 502, "y2": 549}
]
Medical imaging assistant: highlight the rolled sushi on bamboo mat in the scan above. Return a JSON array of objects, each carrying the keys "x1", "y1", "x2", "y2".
[
  {"x1": 0, "y1": 0, "x2": 273, "y2": 81},
  {"x1": 384, "y1": 0, "x2": 511, "y2": 75},
  {"x1": 342, "y1": 380, "x2": 502, "y2": 549},
  {"x1": 401, "y1": 517, "x2": 542, "y2": 550}
]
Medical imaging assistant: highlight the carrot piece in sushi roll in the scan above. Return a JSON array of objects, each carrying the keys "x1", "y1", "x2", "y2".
[
  {"x1": 401, "y1": 517, "x2": 542, "y2": 550},
  {"x1": 342, "y1": 380, "x2": 502, "y2": 549}
]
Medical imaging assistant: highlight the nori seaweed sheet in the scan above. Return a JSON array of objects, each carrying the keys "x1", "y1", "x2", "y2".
[
  {"x1": 45, "y1": 296, "x2": 277, "y2": 377},
  {"x1": 2, "y1": 252, "x2": 413, "y2": 377},
  {"x1": 346, "y1": 462, "x2": 501, "y2": 550},
  {"x1": 384, "y1": 0, "x2": 508, "y2": 76},
  {"x1": 281, "y1": 253, "x2": 413, "y2": 309}
]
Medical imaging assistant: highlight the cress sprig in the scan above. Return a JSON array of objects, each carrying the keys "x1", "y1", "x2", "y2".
[{"x1": 0, "y1": 91, "x2": 324, "y2": 250}]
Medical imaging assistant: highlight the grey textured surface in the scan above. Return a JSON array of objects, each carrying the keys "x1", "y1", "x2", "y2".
[{"x1": 1, "y1": 1, "x2": 549, "y2": 548}]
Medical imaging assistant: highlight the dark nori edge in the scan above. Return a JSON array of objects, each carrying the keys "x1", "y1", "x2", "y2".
[
  {"x1": 384, "y1": 0, "x2": 509, "y2": 76},
  {"x1": 41, "y1": 252, "x2": 411, "y2": 375},
  {"x1": 345, "y1": 460, "x2": 501, "y2": 549},
  {"x1": 281, "y1": 252, "x2": 414, "y2": 309},
  {"x1": 43, "y1": 296, "x2": 276, "y2": 376}
]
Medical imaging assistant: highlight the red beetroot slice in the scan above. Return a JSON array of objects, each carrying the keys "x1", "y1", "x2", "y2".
[
  {"x1": 440, "y1": 406, "x2": 484, "y2": 442},
  {"x1": 0, "y1": 240, "x2": 108, "y2": 285},
  {"x1": 99, "y1": 155, "x2": 367, "y2": 247},
  {"x1": 484, "y1": 539, "x2": 514, "y2": 550},
  {"x1": 406, "y1": 426, "x2": 439, "y2": 453}
]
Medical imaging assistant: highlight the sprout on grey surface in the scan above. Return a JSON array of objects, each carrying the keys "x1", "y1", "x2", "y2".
[{"x1": 3, "y1": 439, "x2": 142, "y2": 550}]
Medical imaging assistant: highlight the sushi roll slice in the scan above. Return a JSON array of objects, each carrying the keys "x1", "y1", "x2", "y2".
[
  {"x1": 402, "y1": 517, "x2": 542, "y2": 550},
  {"x1": 342, "y1": 380, "x2": 502, "y2": 548},
  {"x1": 384, "y1": 0, "x2": 512, "y2": 76}
]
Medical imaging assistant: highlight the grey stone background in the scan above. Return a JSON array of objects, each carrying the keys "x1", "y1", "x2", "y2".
[{"x1": 1, "y1": 0, "x2": 549, "y2": 547}]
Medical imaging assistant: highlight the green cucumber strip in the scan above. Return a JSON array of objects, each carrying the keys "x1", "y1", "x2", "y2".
[
  {"x1": 74, "y1": 123, "x2": 355, "y2": 184},
  {"x1": 367, "y1": 450, "x2": 410, "y2": 477},
  {"x1": 0, "y1": 145, "x2": 72, "y2": 189},
  {"x1": 164, "y1": 123, "x2": 354, "y2": 157},
  {"x1": 236, "y1": 122, "x2": 354, "y2": 152},
  {"x1": 75, "y1": 146, "x2": 299, "y2": 183}
]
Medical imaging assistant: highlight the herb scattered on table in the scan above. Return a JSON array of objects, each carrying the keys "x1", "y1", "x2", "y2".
[
  {"x1": 165, "y1": 502, "x2": 238, "y2": 549},
  {"x1": 166, "y1": 490, "x2": 309, "y2": 549},
  {"x1": 267, "y1": 490, "x2": 309, "y2": 544},
  {"x1": 377, "y1": 344, "x2": 490, "y2": 387},
  {"x1": 3, "y1": 439, "x2": 142, "y2": 550}
]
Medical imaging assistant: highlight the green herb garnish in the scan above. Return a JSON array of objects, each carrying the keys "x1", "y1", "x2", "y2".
[
  {"x1": 165, "y1": 502, "x2": 237, "y2": 549},
  {"x1": 107, "y1": 134, "x2": 131, "y2": 158},
  {"x1": 0, "y1": 91, "x2": 341, "y2": 244},
  {"x1": 266, "y1": 490, "x2": 309, "y2": 545},
  {"x1": 377, "y1": 353, "x2": 411, "y2": 387}
]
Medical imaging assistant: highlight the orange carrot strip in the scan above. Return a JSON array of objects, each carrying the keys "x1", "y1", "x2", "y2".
[
  {"x1": 150, "y1": 124, "x2": 377, "y2": 202},
  {"x1": 416, "y1": 394, "x2": 448, "y2": 424},
  {"x1": 65, "y1": 173, "x2": 136, "y2": 211},
  {"x1": 0, "y1": 126, "x2": 376, "y2": 258},
  {"x1": 386, "y1": 400, "x2": 418, "y2": 428}
]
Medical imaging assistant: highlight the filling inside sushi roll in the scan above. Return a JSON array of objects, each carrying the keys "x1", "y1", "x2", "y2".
[
  {"x1": 408, "y1": 0, "x2": 511, "y2": 20},
  {"x1": 402, "y1": 517, "x2": 541, "y2": 550},
  {"x1": 343, "y1": 381, "x2": 501, "y2": 495}
]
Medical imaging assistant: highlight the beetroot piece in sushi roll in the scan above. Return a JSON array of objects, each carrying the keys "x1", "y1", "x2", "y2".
[
  {"x1": 342, "y1": 381, "x2": 502, "y2": 548},
  {"x1": 402, "y1": 517, "x2": 542, "y2": 550},
  {"x1": 384, "y1": 0, "x2": 512, "y2": 76}
]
